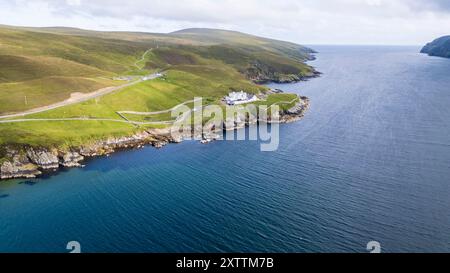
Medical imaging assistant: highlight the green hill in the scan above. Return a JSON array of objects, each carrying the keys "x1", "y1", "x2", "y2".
[
  {"x1": 0, "y1": 24, "x2": 316, "y2": 154},
  {"x1": 0, "y1": 25, "x2": 316, "y2": 115}
]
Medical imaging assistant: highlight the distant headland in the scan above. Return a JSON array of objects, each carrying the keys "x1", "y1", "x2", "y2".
[{"x1": 421, "y1": 36, "x2": 450, "y2": 59}]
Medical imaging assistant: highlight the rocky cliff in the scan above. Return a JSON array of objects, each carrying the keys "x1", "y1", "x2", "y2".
[
  {"x1": 0, "y1": 98, "x2": 309, "y2": 180},
  {"x1": 421, "y1": 36, "x2": 450, "y2": 58},
  {"x1": 0, "y1": 129, "x2": 174, "y2": 180},
  {"x1": 245, "y1": 61, "x2": 321, "y2": 84}
]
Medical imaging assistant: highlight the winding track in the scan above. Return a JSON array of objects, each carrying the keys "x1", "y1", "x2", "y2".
[
  {"x1": 0, "y1": 117, "x2": 174, "y2": 125},
  {"x1": 134, "y1": 49, "x2": 153, "y2": 70},
  {"x1": 118, "y1": 98, "x2": 202, "y2": 116},
  {"x1": 0, "y1": 47, "x2": 160, "y2": 120},
  {"x1": 0, "y1": 73, "x2": 163, "y2": 120},
  {"x1": 0, "y1": 41, "x2": 298, "y2": 127},
  {"x1": 0, "y1": 97, "x2": 202, "y2": 125},
  {"x1": 0, "y1": 96, "x2": 299, "y2": 125}
]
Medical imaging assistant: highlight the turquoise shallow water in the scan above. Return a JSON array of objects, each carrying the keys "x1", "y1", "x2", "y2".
[{"x1": 1, "y1": 46, "x2": 450, "y2": 253}]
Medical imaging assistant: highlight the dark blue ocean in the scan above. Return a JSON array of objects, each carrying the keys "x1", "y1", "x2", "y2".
[{"x1": 1, "y1": 46, "x2": 450, "y2": 253}]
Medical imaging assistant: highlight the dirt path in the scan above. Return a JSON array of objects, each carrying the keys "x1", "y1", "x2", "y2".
[
  {"x1": 0, "y1": 117, "x2": 173, "y2": 125},
  {"x1": 134, "y1": 49, "x2": 153, "y2": 70},
  {"x1": 0, "y1": 95, "x2": 200, "y2": 127},
  {"x1": 118, "y1": 98, "x2": 202, "y2": 116},
  {"x1": 0, "y1": 73, "x2": 163, "y2": 120}
]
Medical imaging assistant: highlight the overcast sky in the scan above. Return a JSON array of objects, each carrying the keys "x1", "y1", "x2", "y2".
[{"x1": 0, "y1": 0, "x2": 449, "y2": 45}]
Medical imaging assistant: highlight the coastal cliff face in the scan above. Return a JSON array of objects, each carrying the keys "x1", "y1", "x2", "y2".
[
  {"x1": 245, "y1": 61, "x2": 321, "y2": 84},
  {"x1": 421, "y1": 36, "x2": 450, "y2": 58},
  {"x1": 0, "y1": 152, "x2": 41, "y2": 179},
  {"x1": 280, "y1": 96, "x2": 310, "y2": 122},
  {"x1": 0, "y1": 129, "x2": 174, "y2": 180},
  {"x1": 0, "y1": 98, "x2": 310, "y2": 180}
]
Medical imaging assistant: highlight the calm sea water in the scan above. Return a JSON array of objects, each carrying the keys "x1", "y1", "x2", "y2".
[{"x1": 1, "y1": 46, "x2": 450, "y2": 253}]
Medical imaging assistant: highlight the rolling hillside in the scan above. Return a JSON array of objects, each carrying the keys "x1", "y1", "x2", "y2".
[
  {"x1": 0, "y1": 25, "x2": 316, "y2": 115},
  {"x1": 0, "y1": 24, "x2": 316, "y2": 160}
]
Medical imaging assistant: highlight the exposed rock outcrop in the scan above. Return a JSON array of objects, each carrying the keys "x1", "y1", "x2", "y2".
[
  {"x1": 0, "y1": 150, "x2": 41, "y2": 179},
  {"x1": 0, "y1": 129, "x2": 174, "y2": 180},
  {"x1": 26, "y1": 148, "x2": 59, "y2": 169},
  {"x1": 280, "y1": 96, "x2": 310, "y2": 123},
  {"x1": 60, "y1": 152, "x2": 84, "y2": 167},
  {"x1": 245, "y1": 61, "x2": 321, "y2": 84},
  {"x1": 78, "y1": 129, "x2": 173, "y2": 157}
]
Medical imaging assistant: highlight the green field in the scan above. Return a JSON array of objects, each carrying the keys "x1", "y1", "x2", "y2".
[
  {"x1": 0, "y1": 25, "x2": 313, "y2": 152},
  {"x1": 0, "y1": 120, "x2": 138, "y2": 147},
  {"x1": 0, "y1": 76, "x2": 121, "y2": 113}
]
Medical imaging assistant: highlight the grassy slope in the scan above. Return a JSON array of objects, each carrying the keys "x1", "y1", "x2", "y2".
[
  {"x1": 164, "y1": 29, "x2": 316, "y2": 83},
  {"x1": 0, "y1": 120, "x2": 141, "y2": 148},
  {"x1": 0, "y1": 27, "x2": 151, "y2": 114},
  {"x1": 0, "y1": 68, "x2": 295, "y2": 148},
  {"x1": 0, "y1": 25, "x2": 313, "y2": 150},
  {"x1": 0, "y1": 77, "x2": 120, "y2": 113}
]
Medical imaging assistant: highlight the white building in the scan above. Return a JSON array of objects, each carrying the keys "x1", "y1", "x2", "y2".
[
  {"x1": 225, "y1": 91, "x2": 258, "y2": 105},
  {"x1": 142, "y1": 72, "x2": 163, "y2": 81}
]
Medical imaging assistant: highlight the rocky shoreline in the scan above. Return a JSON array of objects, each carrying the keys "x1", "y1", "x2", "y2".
[
  {"x1": 244, "y1": 53, "x2": 321, "y2": 84},
  {"x1": 248, "y1": 69, "x2": 321, "y2": 84},
  {"x1": 0, "y1": 97, "x2": 310, "y2": 180}
]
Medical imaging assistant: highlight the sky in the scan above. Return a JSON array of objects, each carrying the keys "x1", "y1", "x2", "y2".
[{"x1": 0, "y1": 0, "x2": 449, "y2": 45}]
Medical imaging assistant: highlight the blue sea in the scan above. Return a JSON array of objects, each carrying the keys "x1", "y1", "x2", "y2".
[{"x1": 1, "y1": 46, "x2": 450, "y2": 253}]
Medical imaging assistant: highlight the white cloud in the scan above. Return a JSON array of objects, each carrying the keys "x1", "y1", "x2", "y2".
[
  {"x1": 0, "y1": 0, "x2": 449, "y2": 45},
  {"x1": 66, "y1": 0, "x2": 81, "y2": 6}
]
